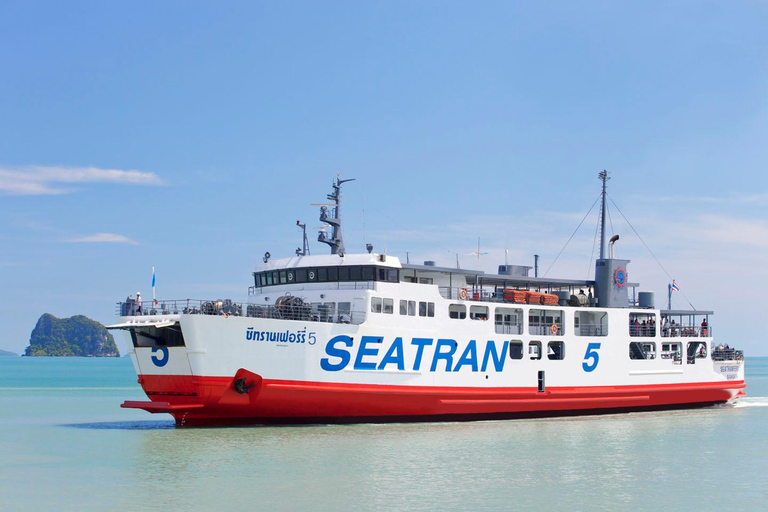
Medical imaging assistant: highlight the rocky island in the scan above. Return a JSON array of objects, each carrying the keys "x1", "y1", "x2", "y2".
[{"x1": 24, "y1": 314, "x2": 120, "y2": 357}]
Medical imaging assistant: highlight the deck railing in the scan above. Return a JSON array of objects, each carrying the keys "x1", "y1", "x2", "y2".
[
  {"x1": 660, "y1": 325, "x2": 712, "y2": 338},
  {"x1": 116, "y1": 299, "x2": 366, "y2": 325}
]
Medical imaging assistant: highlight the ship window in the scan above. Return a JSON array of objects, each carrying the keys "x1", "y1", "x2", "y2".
[
  {"x1": 338, "y1": 302, "x2": 351, "y2": 322},
  {"x1": 317, "y1": 268, "x2": 328, "y2": 282},
  {"x1": 260, "y1": 273, "x2": 267, "y2": 287},
  {"x1": 403, "y1": 276, "x2": 417, "y2": 283},
  {"x1": 279, "y1": 271, "x2": 288, "y2": 284},
  {"x1": 509, "y1": 341, "x2": 523, "y2": 360},
  {"x1": 408, "y1": 301, "x2": 416, "y2": 316},
  {"x1": 266, "y1": 272, "x2": 273, "y2": 286},
  {"x1": 383, "y1": 298, "x2": 394, "y2": 314},
  {"x1": 312, "y1": 302, "x2": 334, "y2": 322},
  {"x1": 371, "y1": 297, "x2": 382, "y2": 313},
  {"x1": 687, "y1": 342, "x2": 707, "y2": 364},
  {"x1": 419, "y1": 301, "x2": 427, "y2": 317},
  {"x1": 427, "y1": 302, "x2": 435, "y2": 317},
  {"x1": 547, "y1": 341, "x2": 565, "y2": 360},
  {"x1": 629, "y1": 313, "x2": 657, "y2": 337},
  {"x1": 629, "y1": 342, "x2": 656, "y2": 360},
  {"x1": 495, "y1": 307, "x2": 523, "y2": 334},
  {"x1": 287, "y1": 270, "x2": 295, "y2": 283},
  {"x1": 349, "y1": 266, "x2": 362, "y2": 281},
  {"x1": 470, "y1": 305, "x2": 489, "y2": 321},
  {"x1": 296, "y1": 269, "x2": 308, "y2": 282},
  {"x1": 661, "y1": 342, "x2": 682, "y2": 362},
  {"x1": 399, "y1": 300, "x2": 408, "y2": 315},
  {"x1": 449, "y1": 304, "x2": 466, "y2": 319},
  {"x1": 131, "y1": 325, "x2": 185, "y2": 348},
  {"x1": 328, "y1": 267, "x2": 338, "y2": 282},
  {"x1": 307, "y1": 269, "x2": 317, "y2": 282},
  {"x1": 529, "y1": 309, "x2": 564, "y2": 336},
  {"x1": 339, "y1": 267, "x2": 350, "y2": 281},
  {"x1": 529, "y1": 341, "x2": 542, "y2": 360},
  {"x1": 387, "y1": 269, "x2": 399, "y2": 282},
  {"x1": 576, "y1": 311, "x2": 608, "y2": 336},
  {"x1": 362, "y1": 266, "x2": 375, "y2": 281},
  {"x1": 419, "y1": 277, "x2": 433, "y2": 284}
]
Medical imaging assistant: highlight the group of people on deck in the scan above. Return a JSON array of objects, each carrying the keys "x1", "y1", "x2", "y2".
[
  {"x1": 630, "y1": 317, "x2": 656, "y2": 337},
  {"x1": 661, "y1": 317, "x2": 708, "y2": 337}
]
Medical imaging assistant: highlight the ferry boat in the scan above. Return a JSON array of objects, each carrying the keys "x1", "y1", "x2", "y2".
[{"x1": 110, "y1": 173, "x2": 746, "y2": 426}]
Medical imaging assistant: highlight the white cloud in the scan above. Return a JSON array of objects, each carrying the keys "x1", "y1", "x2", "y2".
[
  {"x1": 0, "y1": 165, "x2": 163, "y2": 195},
  {"x1": 66, "y1": 233, "x2": 138, "y2": 244}
]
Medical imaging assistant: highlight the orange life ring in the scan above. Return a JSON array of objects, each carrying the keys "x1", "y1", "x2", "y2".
[
  {"x1": 459, "y1": 288, "x2": 468, "y2": 300},
  {"x1": 550, "y1": 324, "x2": 558, "y2": 335}
]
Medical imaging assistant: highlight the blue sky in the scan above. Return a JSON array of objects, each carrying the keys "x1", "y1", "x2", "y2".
[{"x1": 2, "y1": 1, "x2": 767, "y2": 355}]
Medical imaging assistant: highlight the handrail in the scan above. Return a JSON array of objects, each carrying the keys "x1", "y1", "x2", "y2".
[{"x1": 116, "y1": 298, "x2": 366, "y2": 325}]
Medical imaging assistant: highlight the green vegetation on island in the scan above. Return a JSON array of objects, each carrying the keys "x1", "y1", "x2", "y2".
[
  {"x1": 24, "y1": 314, "x2": 120, "y2": 357},
  {"x1": 0, "y1": 349, "x2": 17, "y2": 356}
]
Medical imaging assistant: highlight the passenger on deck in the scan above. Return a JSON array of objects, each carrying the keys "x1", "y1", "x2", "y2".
[
  {"x1": 578, "y1": 289, "x2": 588, "y2": 306},
  {"x1": 662, "y1": 317, "x2": 669, "y2": 337},
  {"x1": 701, "y1": 318, "x2": 708, "y2": 337},
  {"x1": 136, "y1": 292, "x2": 142, "y2": 315}
]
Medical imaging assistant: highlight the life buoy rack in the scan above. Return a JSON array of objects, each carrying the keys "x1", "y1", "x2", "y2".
[
  {"x1": 459, "y1": 288, "x2": 468, "y2": 300},
  {"x1": 550, "y1": 324, "x2": 559, "y2": 335}
]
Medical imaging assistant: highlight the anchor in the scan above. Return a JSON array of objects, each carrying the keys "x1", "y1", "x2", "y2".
[{"x1": 233, "y1": 377, "x2": 256, "y2": 394}]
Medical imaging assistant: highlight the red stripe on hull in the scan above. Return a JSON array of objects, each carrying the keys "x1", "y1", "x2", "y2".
[{"x1": 131, "y1": 374, "x2": 746, "y2": 426}]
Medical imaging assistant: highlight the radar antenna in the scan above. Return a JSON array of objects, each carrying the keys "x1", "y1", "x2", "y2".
[{"x1": 317, "y1": 175, "x2": 355, "y2": 256}]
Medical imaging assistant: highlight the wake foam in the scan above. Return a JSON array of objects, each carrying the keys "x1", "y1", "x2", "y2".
[{"x1": 732, "y1": 397, "x2": 768, "y2": 408}]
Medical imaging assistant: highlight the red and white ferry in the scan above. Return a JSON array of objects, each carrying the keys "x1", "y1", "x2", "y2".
[{"x1": 111, "y1": 173, "x2": 746, "y2": 426}]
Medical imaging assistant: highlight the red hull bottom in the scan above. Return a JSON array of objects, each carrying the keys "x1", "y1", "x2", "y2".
[{"x1": 123, "y1": 374, "x2": 747, "y2": 427}]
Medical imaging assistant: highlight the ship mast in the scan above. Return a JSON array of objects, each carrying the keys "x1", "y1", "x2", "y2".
[
  {"x1": 598, "y1": 170, "x2": 610, "y2": 260},
  {"x1": 318, "y1": 175, "x2": 355, "y2": 257}
]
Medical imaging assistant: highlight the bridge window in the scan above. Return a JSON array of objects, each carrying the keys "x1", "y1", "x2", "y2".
[
  {"x1": 547, "y1": 341, "x2": 565, "y2": 360},
  {"x1": 509, "y1": 341, "x2": 523, "y2": 360},
  {"x1": 629, "y1": 342, "x2": 656, "y2": 360},
  {"x1": 362, "y1": 266, "x2": 375, "y2": 281},
  {"x1": 576, "y1": 311, "x2": 608, "y2": 336},
  {"x1": 495, "y1": 307, "x2": 523, "y2": 334},
  {"x1": 449, "y1": 304, "x2": 466, "y2": 319}
]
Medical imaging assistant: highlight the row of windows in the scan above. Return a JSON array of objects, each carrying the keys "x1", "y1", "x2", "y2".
[
  {"x1": 371, "y1": 297, "x2": 435, "y2": 317},
  {"x1": 506, "y1": 340, "x2": 708, "y2": 363},
  {"x1": 629, "y1": 341, "x2": 708, "y2": 363},
  {"x1": 371, "y1": 300, "x2": 703, "y2": 339},
  {"x1": 254, "y1": 266, "x2": 399, "y2": 288},
  {"x1": 509, "y1": 341, "x2": 566, "y2": 361}
]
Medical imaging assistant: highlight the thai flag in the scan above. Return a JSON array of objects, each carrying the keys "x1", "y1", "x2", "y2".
[{"x1": 671, "y1": 280, "x2": 680, "y2": 292}]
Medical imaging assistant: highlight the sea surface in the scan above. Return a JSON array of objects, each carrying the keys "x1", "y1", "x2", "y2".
[{"x1": 1, "y1": 357, "x2": 766, "y2": 512}]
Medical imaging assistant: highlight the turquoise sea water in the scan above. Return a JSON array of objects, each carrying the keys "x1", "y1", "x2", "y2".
[{"x1": 1, "y1": 357, "x2": 766, "y2": 511}]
